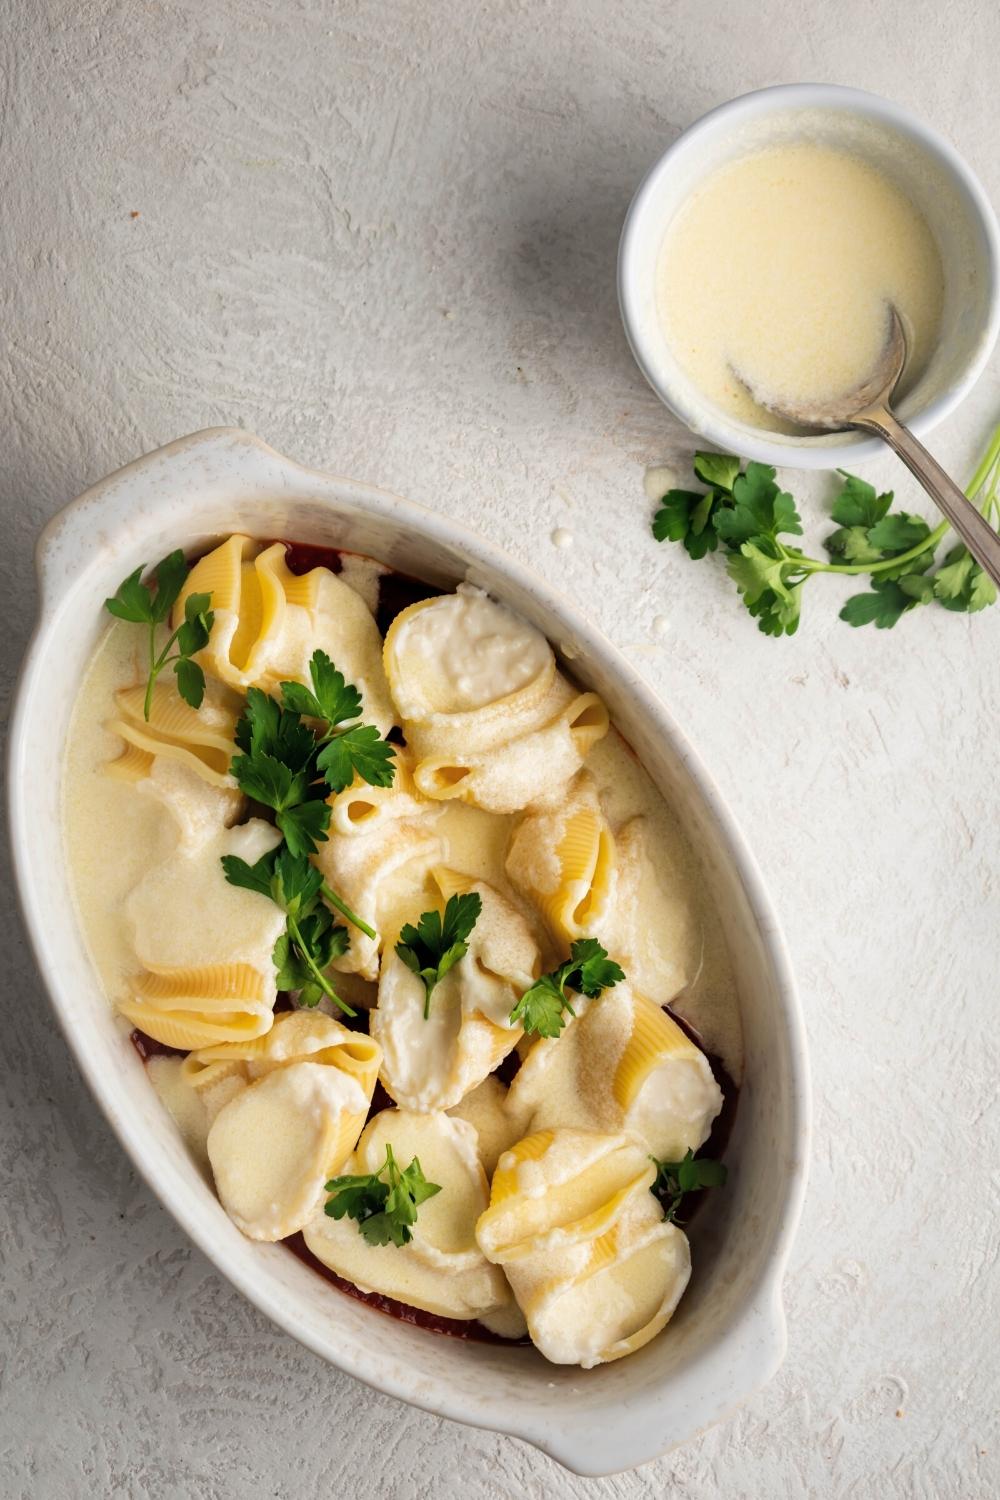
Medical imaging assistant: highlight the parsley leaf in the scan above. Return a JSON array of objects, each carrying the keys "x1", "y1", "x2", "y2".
[
  {"x1": 510, "y1": 938, "x2": 625, "y2": 1039},
  {"x1": 324, "y1": 1144, "x2": 441, "y2": 1247},
  {"x1": 712, "y1": 462, "x2": 802, "y2": 547},
  {"x1": 273, "y1": 908, "x2": 349, "y2": 1006},
  {"x1": 174, "y1": 655, "x2": 206, "y2": 711},
  {"x1": 280, "y1": 650, "x2": 363, "y2": 727},
  {"x1": 279, "y1": 650, "x2": 396, "y2": 795},
  {"x1": 692, "y1": 451, "x2": 739, "y2": 492},
  {"x1": 651, "y1": 1149, "x2": 727, "y2": 1224},
  {"x1": 104, "y1": 552, "x2": 214, "y2": 718},
  {"x1": 508, "y1": 971, "x2": 568, "y2": 1038},
  {"x1": 829, "y1": 471, "x2": 893, "y2": 530},
  {"x1": 839, "y1": 576, "x2": 924, "y2": 630},
  {"x1": 235, "y1": 687, "x2": 317, "y2": 770},
  {"x1": 396, "y1": 892, "x2": 483, "y2": 1019},
  {"x1": 933, "y1": 545, "x2": 976, "y2": 602},
  {"x1": 227, "y1": 667, "x2": 387, "y2": 929},
  {"x1": 221, "y1": 846, "x2": 354, "y2": 1014},
  {"x1": 969, "y1": 567, "x2": 998, "y2": 612},
  {"x1": 824, "y1": 525, "x2": 887, "y2": 565},
  {"x1": 571, "y1": 936, "x2": 626, "y2": 997},
  {"x1": 277, "y1": 799, "x2": 332, "y2": 859},
  {"x1": 104, "y1": 564, "x2": 156, "y2": 624},
  {"x1": 865, "y1": 512, "x2": 932, "y2": 553},
  {"x1": 934, "y1": 544, "x2": 999, "y2": 613},
  {"x1": 652, "y1": 490, "x2": 721, "y2": 561},
  {"x1": 726, "y1": 541, "x2": 803, "y2": 637},
  {"x1": 231, "y1": 686, "x2": 331, "y2": 855},
  {"x1": 150, "y1": 550, "x2": 189, "y2": 622},
  {"x1": 316, "y1": 724, "x2": 397, "y2": 795},
  {"x1": 231, "y1": 750, "x2": 303, "y2": 812},
  {"x1": 219, "y1": 847, "x2": 276, "y2": 899}
]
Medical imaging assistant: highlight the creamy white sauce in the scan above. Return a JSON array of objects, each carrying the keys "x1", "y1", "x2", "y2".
[
  {"x1": 63, "y1": 623, "x2": 177, "y2": 1004},
  {"x1": 63, "y1": 620, "x2": 743, "y2": 1080},
  {"x1": 657, "y1": 142, "x2": 944, "y2": 431}
]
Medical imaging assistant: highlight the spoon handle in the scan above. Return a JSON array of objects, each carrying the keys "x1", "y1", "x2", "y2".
[{"x1": 853, "y1": 405, "x2": 1000, "y2": 588}]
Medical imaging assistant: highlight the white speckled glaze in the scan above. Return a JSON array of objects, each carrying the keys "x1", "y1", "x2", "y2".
[
  {"x1": 8, "y1": 428, "x2": 810, "y2": 1476},
  {"x1": 619, "y1": 83, "x2": 1000, "y2": 469}
]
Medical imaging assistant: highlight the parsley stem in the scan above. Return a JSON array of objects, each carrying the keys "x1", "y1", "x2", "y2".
[
  {"x1": 320, "y1": 882, "x2": 377, "y2": 942},
  {"x1": 786, "y1": 418, "x2": 1000, "y2": 580},
  {"x1": 789, "y1": 522, "x2": 948, "y2": 578},
  {"x1": 143, "y1": 621, "x2": 186, "y2": 719},
  {"x1": 144, "y1": 621, "x2": 158, "y2": 720},
  {"x1": 286, "y1": 912, "x2": 357, "y2": 1017}
]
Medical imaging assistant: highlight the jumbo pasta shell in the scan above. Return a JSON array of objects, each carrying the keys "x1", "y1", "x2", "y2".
[
  {"x1": 118, "y1": 1003, "x2": 273, "y2": 1051},
  {"x1": 206, "y1": 1061, "x2": 369, "y2": 1240},
  {"x1": 540, "y1": 807, "x2": 617, "y2": 941},
  {"x1": 476, "y1": 1128, "x2": 653, "y2": 1263},
  {"x1": 328, "y1": 752, "x2": 424, "y2": 837},
  {"x1": 384, "y1": 592, "x2": 555, "y2": 749},
  {"x1": 119, "y1": 961, "x2": 275, "y2": 1050},
  {"x1": 528, "y1": 1215, "x2": 691, "y2": 1367},
  {"x1": 612, "y1": 991, "x2": 704, "y2": 1111},
  {"x1": 105, "y1": 741, "x2": 155, "y2": 782}
]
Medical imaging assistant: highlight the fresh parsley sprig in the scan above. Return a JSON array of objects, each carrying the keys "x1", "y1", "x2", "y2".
[
  {"x1": 280, "y1": 649, "x2": 397, "y2": 794},
  {"x1": 509, "y1": 937, "x2": 624, "y2": 1039},
  {"x1": 104, "y1": 551, "x2": 214, "y2": 717},
  {"x1": 231, "y1": 685, "x2": 332, "y2": 857},
  {"x1": 651, "y1": 1149, "x2": 727, "y2": 1225},
  {"x1": 229, "y1": 653, "x2": 397, "y2": 856},
  {"x1": 223, "y1": 653, "x2": 391, "y2": 993},
  {"x1": 396, "y1": 893, "x2": 483, "y2": 1020},
  {"x1": 221, "y1": 845, "x2": 357, "y2": 1015},
  {"x1": 650, "y1": 420, "x2": 1000, "y2": 635},
  {"x1": 324, "y1": 1144, "x2": 441, "y2": 1247}
]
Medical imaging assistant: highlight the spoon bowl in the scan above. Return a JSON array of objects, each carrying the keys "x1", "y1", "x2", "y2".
[
  {"x1": 742, "y1": 305, "x2": 907, "y2": 433},
  {"x1": 746, "y1": 305, "x2": 1000, "y2": 587}
]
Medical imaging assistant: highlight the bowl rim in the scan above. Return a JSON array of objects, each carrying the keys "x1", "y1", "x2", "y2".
[
  {"x1": 8, "y1": 427, "x2": 812, "y2": 1473},
  {"x1": 618, "y1": 81, "x2": 1000, "y2": 470}
]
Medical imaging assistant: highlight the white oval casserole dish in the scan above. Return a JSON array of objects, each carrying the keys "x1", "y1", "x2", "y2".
[{"x1": 8, "y1": 428, "x2": 810, "y2": 1475}]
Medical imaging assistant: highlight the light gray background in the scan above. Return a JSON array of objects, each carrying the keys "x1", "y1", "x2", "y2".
[{"x1": 3, "y1": 2, "x2": 999, "y2": 1496}]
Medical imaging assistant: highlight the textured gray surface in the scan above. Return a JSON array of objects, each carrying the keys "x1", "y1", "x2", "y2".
[{"x1": 2, "y1": 2, "x2": 1000, "y2": 1496}]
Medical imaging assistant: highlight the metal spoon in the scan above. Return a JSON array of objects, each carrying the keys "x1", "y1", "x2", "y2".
[{"x1": 746, "y1": 306, "x2": 1000, "y2": 587}]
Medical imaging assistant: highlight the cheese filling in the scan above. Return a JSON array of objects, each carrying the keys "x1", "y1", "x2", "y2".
[{"x1": 385, "y1": 584, "x2": 553, "y2": 718}]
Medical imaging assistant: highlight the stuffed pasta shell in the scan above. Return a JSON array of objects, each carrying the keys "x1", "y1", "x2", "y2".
[
  {"x1": 107, "y1": 676, "x2": 241, "y2": 791},
  {"x1": 314, "y1": 815, "x2": 446, "y2": 981},
  {"x1": 505, "y1": 983, "x2": 722, "y2": 1162},
  {"x1": 372, "y1": 870, "x2": 541, "y2": 1111},
  {"x1": 175, "y1": 536, "x2": 395, "y2": 733},
  {"x1": 476, "y1": 1127, "x2": 690, "y2": 1366},
  {"x1": 120, "y1": 820, "x2": 285, "y2": 1050},
  {"x1": 202, "y1": 1013, "x2": 381, "y2": 1241},
  {"x1": 304, "y1": 1108, "x2": 521, "y2": 1330},
  {"x1": 505, "y1": 771, "x2": 618, "y2": 942},
  {"x1": 327, "y1": 747, "x2": 432, "y2": 837},
  {"x1": 383, "y1": 586, "x2": 609, "y2": 812}
]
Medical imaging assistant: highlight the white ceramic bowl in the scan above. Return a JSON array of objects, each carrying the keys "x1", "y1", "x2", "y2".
[
  {"x1": 9, "y1": 429, "x2": 810, "y2": 1475},
  {"x1": 619, "y1": 83, "x2": 1000, "y2": 470}
]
